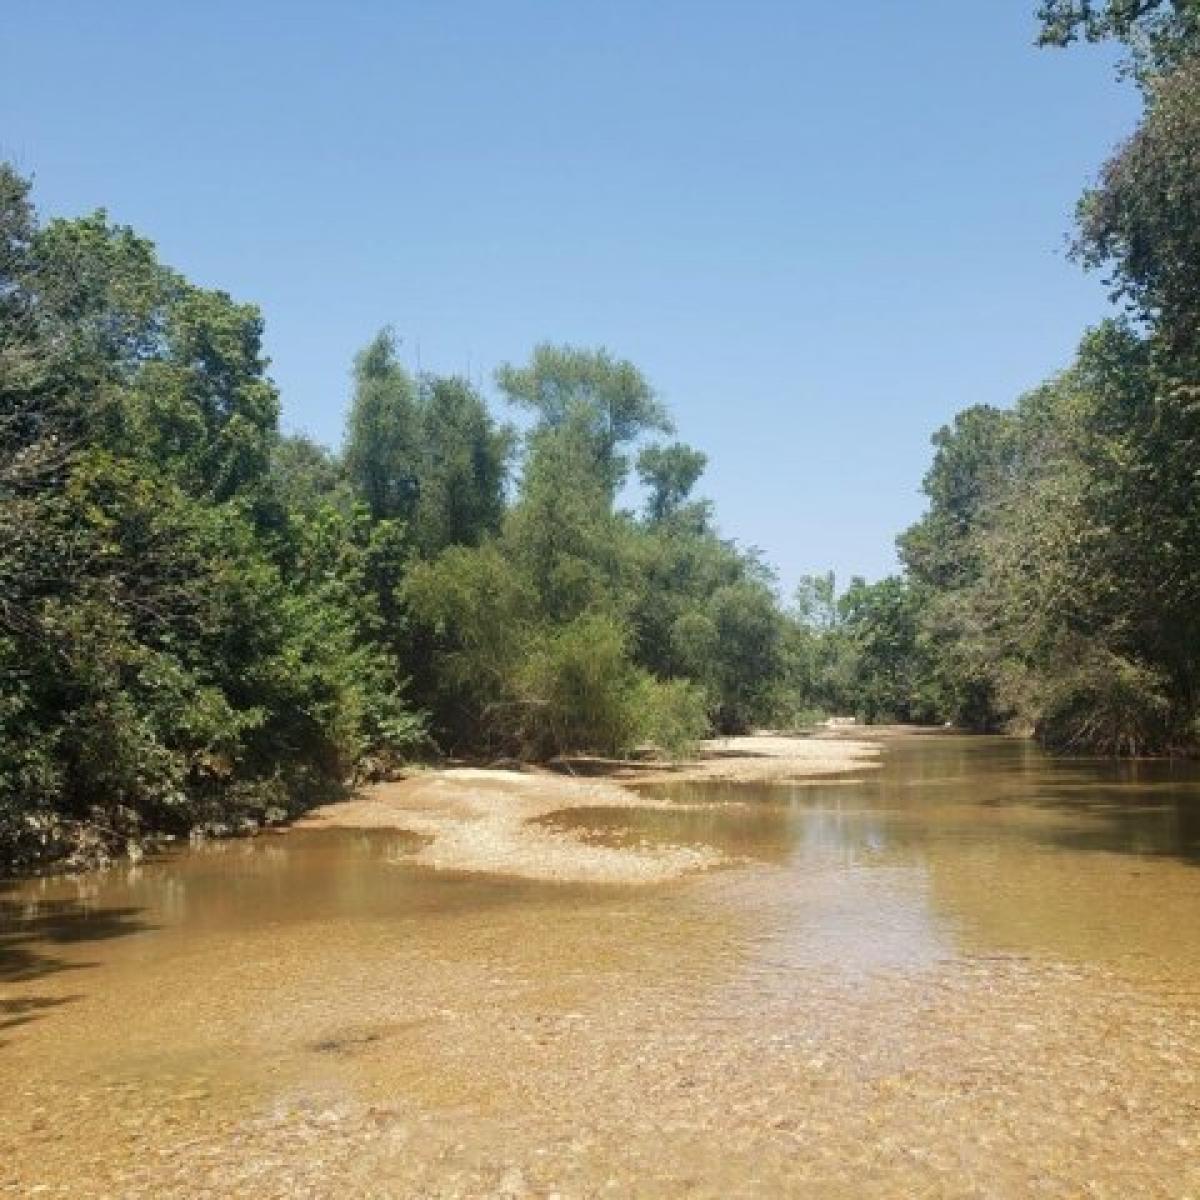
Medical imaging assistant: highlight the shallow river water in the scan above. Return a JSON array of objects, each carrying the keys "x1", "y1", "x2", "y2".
[{"x1": 3, "y1": 734, "x2": 1200, "y2": 1197}]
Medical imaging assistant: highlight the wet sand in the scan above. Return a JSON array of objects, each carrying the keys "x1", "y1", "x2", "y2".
[{"x1": 298, "y1": 733, "x2": 882, "y2": 883}]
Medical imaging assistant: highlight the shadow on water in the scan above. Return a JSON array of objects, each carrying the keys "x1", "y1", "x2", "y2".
[
  {"x1": 0, "y1": 890, "x2": 153, "y2": 1044},
  {"x1": 890, "y1": 738, "x2": 1200, "y2": 865}
]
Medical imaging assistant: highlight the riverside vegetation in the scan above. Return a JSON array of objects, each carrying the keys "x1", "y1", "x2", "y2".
[
  {"x1": 791, "y1": 2, "x2": 1200, "y2": 754},
  {"x1": 2, "y1": 0, "x2": 1199, "y2": 869},
  {"x1": 0, "y1": 184, "x2": 807, "y2": 869}
]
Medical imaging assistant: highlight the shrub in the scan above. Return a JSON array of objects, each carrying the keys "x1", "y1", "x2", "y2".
[
  {"x1": 515, "y1": 614, "x2": 640, "y2": 758},
  {"x1": 1035, "y1": 648, "x2": 1172, "y2": 756},
  {"x1": 634, "y1": 676, "x2": 710, "y2": 758}
]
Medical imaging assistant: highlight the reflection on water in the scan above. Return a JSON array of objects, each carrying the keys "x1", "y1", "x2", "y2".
[
  {"x1": 3, "y1": 734, "x2": 1200, "y2": 1197},
  {"x1": 7, "y1": 735, "x2": 1199, "y2": 980},
  {"x1": 546, "y1": 735, "x2": 1200, "y2": 972}
]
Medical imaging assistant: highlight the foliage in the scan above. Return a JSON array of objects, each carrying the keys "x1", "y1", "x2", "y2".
[
  {"x1": 496, "y1": 344, "x2": 671, "y2": 494},
  {"x1": 1074, "y1": 58, "x2": 1200, "y2": 359},
  {"x1": 799, "y1": 17, "x2": 1200, "y2": 755},
  {"x1": 634, "y1": 676, "x2": 710, "y2": 759},
  {"x1": 514, "y1": 614, "x2": 644, "y2": 759},
  {"x1": 402, "y1": 542, "x2": 537, "y2": 754},
  {"x1": 409, "y1": 374, "x2": 513, "y2": 557},
  {"x1": 637, "y1": 442, "x2": 708, "y2": 524},
  {"x1": 784, "y1": 573, "x2": 938, "y2": 727},
  {"x1": 270, "y1": 434, "x2": 348, "y2": 515},
  {"x1": 0, "y1": 168, "x2": 425, "y2": 869},
  {"x1": 14, "y1": 0, "x2": 1199, "y2": 874},
  {"x1": 838, "y1": 576, "x2": 937, "y2": 725},
  {"x1": 343, "y1": 330, "x2": 513, "y2": 555},
  {"x1": 343, "y1": 329, "x2": 421, "y2": 522},
  {"x1": 1036, "y1": 0, "x2": 1200, "y2": 75}
]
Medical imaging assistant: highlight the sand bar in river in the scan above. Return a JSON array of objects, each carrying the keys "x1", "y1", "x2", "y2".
[{"x1": 299, "y1": 732, "x2": 881, "y2": 884}]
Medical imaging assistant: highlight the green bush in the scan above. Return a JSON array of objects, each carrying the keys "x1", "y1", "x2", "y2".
[
  {"x1": 1035, "y1": 649, "x2": 1172, "y2": 756},
  {"x1": 515, "y1": 614, "x2": 641, "y2": 758},
  {"x1": 634, "y1": 676, "x2": 710, "y2": 758}
]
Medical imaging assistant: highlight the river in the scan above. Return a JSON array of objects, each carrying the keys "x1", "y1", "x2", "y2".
[{"x1": 2, "y1": 733, "x2": 1199, "y2": 1197}]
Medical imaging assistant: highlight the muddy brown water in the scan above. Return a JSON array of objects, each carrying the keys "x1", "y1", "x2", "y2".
[{"x1": 3, "y1": 734, "x2": 1200, "y2": 1197}]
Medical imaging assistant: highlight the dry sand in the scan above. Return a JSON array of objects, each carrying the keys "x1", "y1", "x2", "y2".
[
  {"x1": 616, "y1": 731, "x2": 882, "y2": 785},
  {"x1": 299, "y1": 732, "x2": 881, "y2": 884}
]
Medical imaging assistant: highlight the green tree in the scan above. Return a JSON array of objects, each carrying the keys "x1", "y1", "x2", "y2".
[
  {"x1": 1074, "y1": 58, "x2": 1200, "y2": 362},
  {"x1": 344, "y1": 328, "x2": 421, "y2": 522},
  {"x1": 637, "y1": 441, "x2": 708, "y2": 523},
  {"x1": 503, "y1": 404, "x2": 627, "y2": 623},
  {"x1": 409, "y1": 374, "x2": 513, "y2": 557},
  {"x1": 700, "y1": 579, "x2": 786, "y2": 734},
  {"x1": 496, "y1": 344, "x2": 672, "y2": 494},
  {"x1": 898, "y1": 405, "x2": 1019, "y2": 592},
  {"x1": 793, "y1": 571, "x2": 839, "y2": 632},
  {"x1": 270, "y1": 434, "x2": 348, "y2": 515},
  {"x1": 839, "y1": 576, "x2": 935, "y2": 724},
  {"x1": 0, "y1": 169, "x2": 424, "y2": 867},
  {"x1": 1037, "y1": 0, "x2": 1200, "y2": 74}
]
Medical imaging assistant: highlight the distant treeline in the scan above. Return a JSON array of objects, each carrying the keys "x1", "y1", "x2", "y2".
[{"x1": 796, "y1": 2, "x2": 1200, "y2": 755}]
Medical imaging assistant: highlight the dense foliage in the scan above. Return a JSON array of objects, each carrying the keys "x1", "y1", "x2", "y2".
[
  {"x1": 0, "y1": 178, "x2": 803, "y2": 868},
  {"x1": 0, "y1": 173, "x2": 431, "y2": 868},
  {"x1": 798, "y1": 12, "x2": 1200, "y2": 754}
]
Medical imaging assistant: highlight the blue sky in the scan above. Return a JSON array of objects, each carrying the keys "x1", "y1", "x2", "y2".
[{"x1": 1, "y1": 1, "x2": 1139, "y2": 592}]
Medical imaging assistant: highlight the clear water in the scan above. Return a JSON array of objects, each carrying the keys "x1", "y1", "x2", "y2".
[{"x1": 4, "y1": 734, "x2": 1200, "y2": 1197}]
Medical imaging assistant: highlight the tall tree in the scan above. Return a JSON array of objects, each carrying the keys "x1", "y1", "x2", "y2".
[
  {"x1": 637, "y1": 441, "x2": 708, "y2": 524},
  {"x1": 1074, "y1": 58, "x2": 1200, "y2": 362},
  {"x1": 344, "y1": 328, "x2": 420, "y2": 522},
  {"x1": 496, "y1": 344, "x2": 672, "y2": 494},
  {"x1": 410, "y1": 374, "x2": 513, "y2": 557},
  {"x1": 1, "y1": 169, "x2": 424, "y2": 867},
  {"x1": 1037, "y1": 0, "x2": 1200, "y2": 74}
]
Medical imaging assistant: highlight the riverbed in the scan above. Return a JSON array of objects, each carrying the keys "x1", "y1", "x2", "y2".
[{"x1": 3, "y1": 734, "x2": 1199, "y2": 1197}]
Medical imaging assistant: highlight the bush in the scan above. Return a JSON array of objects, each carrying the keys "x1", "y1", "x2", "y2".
[
  {"x1": 634, "y1": 676, "x2": 710, "y2": 758},
  {"x1": 1035, "y1": 648, "x2": 1172, "y2": 756},
  {"x1": 515, "y1": 614, "x2": 640, "y2": 758}
]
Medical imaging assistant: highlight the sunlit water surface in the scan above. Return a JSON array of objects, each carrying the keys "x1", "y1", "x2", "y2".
[{"x1": 3, "y1": 735, "x2": 1200, "y2": 1197}]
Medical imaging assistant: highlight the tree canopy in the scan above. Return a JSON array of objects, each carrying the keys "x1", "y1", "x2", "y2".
[
  {"x1": 0, "y1": 169, "x2": 804, "y2": 869},
  {"x1": 1037, "y1": 0, "x2": 1200, "y2": 74}
]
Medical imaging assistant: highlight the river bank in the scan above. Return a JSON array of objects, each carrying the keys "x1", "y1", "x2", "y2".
[
  {"x1": 297, "y1": 732, "x2": 882, "y2": 884},
  {"x1": 0, "y1": 729, "x2": 884, "y2": 879}
]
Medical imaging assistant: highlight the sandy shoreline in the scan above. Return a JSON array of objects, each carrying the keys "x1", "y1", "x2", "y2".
[{"x1": 298, "y1": 732, "x2": 882, "y2": 884}]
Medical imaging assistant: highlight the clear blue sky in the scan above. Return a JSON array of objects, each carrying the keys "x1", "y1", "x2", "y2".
[{"x1": 1, "y1": 1, "x2": 1139, "y2": 592}]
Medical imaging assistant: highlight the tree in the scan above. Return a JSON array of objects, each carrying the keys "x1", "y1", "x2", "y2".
[
  {"x1": 698, "y1": 579, "x2": 786, "y2": 734},
  {"x1": 1036, "y1": 0, "x2": 1200, "y2": 74},
  {"x1": 0, "y1": 168, "x2": 424, "y2": 867},
  {"x1": 344, "y1": 328, "x2": 421, "y2": 522},
  {"x1": 898, "y1": 405, "x2": 1020, "y2": 592},
  {"x1": 409, "y1": 374, "x2": 512, "y2": 557},
  {"x1": 838, "y1": 576, "x2": 935, "y2": 724},
  {"x1": 1074, "y1": 58, "x2": 1200, "y2": 362},
  {"x1": 403, "y1": 542, "x2": 537, "y2": 753},
  {"x1": 793, "y1": 571, "x2": 839, "y2": 632},
  {"x1": 503, "y1": 415, "x2": 621, "y2": 623},
  {"x1": 270, "y1": 434, "x2": 348, "y2": 515},
  {"x1": 496, "y1": 344, "x2": 672, "y2": 494},
  {"x1": 637, "y1": 441, "x2": 708, "y2": 523}
]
